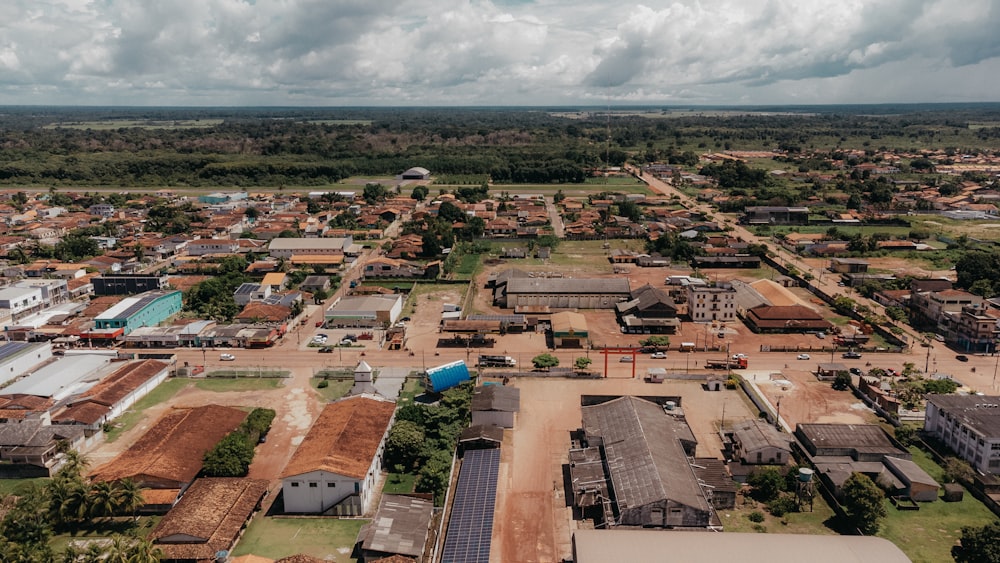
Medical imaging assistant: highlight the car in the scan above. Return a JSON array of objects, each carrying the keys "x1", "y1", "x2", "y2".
[
  {"x1": 340, "y1": 339, "x2": 354, "y2": 346},
  {"x1": 316, "y1": 333, "x2": 328, "y2": 339},
  {"x1": 837, "y1": 282, "x2": 846, "y2": 287},
  {"x1": 401, "y1": 316, "x2": 411, "y2": 322},
  {"x1": 312, "y1": 335, "x2": 328, "y2": 343},
  {"x1": 843, "y1": 351, "x2": 862, "y2": 359},
  {"x1": 816, "y1": 332, "x2": 826, "y2": 339},
  {"x1": 956, "y1": 355, "x2": 969, "y2": 362},
  {"x1": 619, "y1": 356, "x2": 634, "y2": 363},
  {"x1": 220, "y1": 353, "x2": 236, "y2": 361},
  {"x1": 796, "y1": 353, "x2": 811, "y2": 360},
  {"x1": 651, "y1": 352, "x2": 667, "y2": 359},
  {"x1": 886, "y1": 368, "x2": 898, "y2": 377},
  {"x1": 849, "y1": 367, "x2": 862, "y2": 375},
  {"x1": 318, "y1": 346, "x2": 334, "y2": 353}
]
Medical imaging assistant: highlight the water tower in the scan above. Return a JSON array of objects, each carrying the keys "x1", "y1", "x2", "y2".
[{"x1": 796, "y1": 467, "x2": 815, "y2": 512}]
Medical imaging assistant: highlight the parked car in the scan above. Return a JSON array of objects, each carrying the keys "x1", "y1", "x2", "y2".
[
  {"x1": 220, "y1": 353, "x2": 236, "y2": 361},
  {"x1": 849, "y1": 367, "x2": 862, "y2": 375},
  {"x1": 651, "y1": 352, "x2": 667, "y2": 359},
  {"x1": 796, "y1": 353, "x2": 811, "y2": 360},
  {"x1": 956, "y1": 355, "x2": 969, "y2": 362},
  {"x1": 318, "y1": 346, "x2": 334, "y2": 354},
  {"x1": 619, "y1": 356, "x2": 634, "y2": 363},
  {"x1": 815, "y1": 332, "x2": 826, "y2": 339},
  {"x1": 843, "y1": 351, "x2": 862, "y2": 359}
]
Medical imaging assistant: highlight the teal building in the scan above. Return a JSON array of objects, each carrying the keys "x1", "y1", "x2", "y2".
[{"x1": 94, "y1": 290, "x2": 182, "y2": 336}]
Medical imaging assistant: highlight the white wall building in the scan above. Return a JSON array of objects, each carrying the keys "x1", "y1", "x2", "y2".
[
  {"x1": 924, "y1": 394, "x2": 1000, "y2": 474},
  {"x1": 686, "y1": 284, "x2": 737, "y2": 323},
  {"x1": 268, "y1": 237, "x2": 352, "y2": 259},
  {"x1": 0, "y1": 342, "x2": 53, "y2": 387},
  {"x1": 280, "y1": 395, "x2": 396, "y2": 515},
  {"x1": 0, "y1": 286, "x2": 44, "y2": 321},
  {"x1": 186, "y1": 240, "x2": 241, "y2": 256}
]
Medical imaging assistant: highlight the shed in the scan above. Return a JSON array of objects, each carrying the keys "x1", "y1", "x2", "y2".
[
  {"x1": 942, "y1": 483, "x2": 964, "y2": 502},
  {"x1": 883, "y1": 456, "x2": 939, "y2": 502},
  {"x1": 550, "y1": 311, "x2": 588, "y2": 348},
  {"x1": 425, "y1": 360, "x2": 471, "y2": 393},
  {"x1": 459, "y1": 424, "x2": 504, "y2": 451},
  {"x1": 356, "y1": 494, "x2": 434, "y2": 562}
]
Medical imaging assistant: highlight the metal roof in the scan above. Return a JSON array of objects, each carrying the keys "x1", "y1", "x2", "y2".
[
  {"x1": 441, "y1": 448, "x2": 500, "y2": 563},
  {"x1": 505, "y1": 277, "x2": 630, "y2": 295},
  {"x1": 426, "y1": 360, "x2": 470, "y2": 393},
  {"x1": 471, "y1": 385, "x2": 520, "y2": 413},
  {"x1": 925, "y1": 394, "x2": 1000, "y2": 437},
  {"x1": 95, "y1": 290, "x2": 179, "y2": 321},
  {"x1": 2, "y1": 354, "x2": 113, "y2": 400},
  {"x1": 358, "y1": 494, "x2": 434, "y2": 558}
]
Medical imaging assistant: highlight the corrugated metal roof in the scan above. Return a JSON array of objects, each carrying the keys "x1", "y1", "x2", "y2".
[{"x1": 426, "y1": 360, "x2": 470, "y2": 393}]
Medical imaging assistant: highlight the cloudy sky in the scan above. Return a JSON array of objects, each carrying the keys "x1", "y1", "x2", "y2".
[{"x1": 1, "y1": 0, "x2": 998, "y2": 106}]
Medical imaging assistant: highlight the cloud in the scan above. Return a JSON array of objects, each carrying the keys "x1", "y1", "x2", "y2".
[{"x1": 0, "y1": 0, "x2": 996, "y2": 105}]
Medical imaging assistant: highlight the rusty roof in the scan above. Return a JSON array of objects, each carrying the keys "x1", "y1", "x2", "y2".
[
  {"x1": 90, "y1": 405, "x2": 247, "y2": 486},
  {"x1": 53, "y1": 360, "x2": 169, "y2": 425},
  {"x1": 281, "y1": 395, "x2": 395, "y2": 480},
  {"x1": 151, "y1": 478, "x2": 269, "y2": 561}
]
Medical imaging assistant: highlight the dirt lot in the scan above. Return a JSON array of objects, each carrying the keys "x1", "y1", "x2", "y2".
[
  {"x1": 747, "y1": 368, "x2": 879, "y2": 428},
  {"x1": 491, "y1": 376, "x2": 757, "y2": 563}
]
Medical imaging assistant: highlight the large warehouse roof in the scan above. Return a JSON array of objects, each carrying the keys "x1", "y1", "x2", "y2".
[{"x1": 505, "y1": 277, "x2": 630, "y2": 295}]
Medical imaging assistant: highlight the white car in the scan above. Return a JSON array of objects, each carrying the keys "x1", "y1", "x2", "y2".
[
  {"x1": 220, "y1": 353, "x2": 236, "y2": 361},
  {"x1": 651, "y1": 352, "x2": 667, "y2": 359},
  {"x1": 796, "y1": 353, "x2": 811, "y2": 360}
]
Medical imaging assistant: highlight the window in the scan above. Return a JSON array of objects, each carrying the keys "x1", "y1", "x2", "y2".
[
  {"x1": 290, "y1": 482, "x2": 300, "y2": 487},
  {"x1": 308, "y1": 482, "x2": 318, "y2": 488},
  {"x1": 327, "y1": 483, "x2": 335, "y2": 488},
  {"x1": 992, "y1": 443, "x2": 1000, "y2": 451}
]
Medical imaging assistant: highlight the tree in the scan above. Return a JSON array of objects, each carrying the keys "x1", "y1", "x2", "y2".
[
  {"x1": 202, "y1": 432, "x2": 255, "y2": 477},
  {"x1": 363, "y1": 183, "x2": 388, "y2": 204},
  {"x1": 640, "y1": 335, "x2": 670, "y2": 348},
  {"x1": 411, "y1": 185, "x2": 429, "y2": 201},
  {"x1": 832, "y1": 371, "x2": 852, "y2": 391},
  {"x1": 385, "y1": 420, "x2": 425, "y2": 470},
  {"x1": 89, "y1": 480, "x2": 117, "y2": 520},
  {"x1": 574, "y1": 357, "x2": 593, "y2": 371},
  {"x1": 531, "y1": 353, "x2": 560, "y2": 370},
  {"x1": 953, "y1": 520, "x2": 1000, "y2": 563},
  {"x1": 113, "y1": 479, "x2": 144, "y2": 521},
  {"x1": 748, "y1": 468, "x2": 784, "y2": 502},
  {"x1": 841, "y1": 472, "x2": 886, "y2": 535},
  {"x1": 942, "y1": 457, "x2": 975, "y2": 484},
  {"x1": 894, "y1": 425, "x2": 918, "y2": 447}
]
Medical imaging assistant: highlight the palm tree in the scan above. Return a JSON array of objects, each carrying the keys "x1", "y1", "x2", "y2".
[
  {"x1": 89, "y1": 481, "x2": 117, "y2": 520},
  {"x1": 113, "y1": 479, "x2": 145, "y2": 522},
  {"x1": 56, "y1": 450, "x2": 89, "y2": 480},
  {"x1": 126, "y1": 537, "x2": 162, "y2": 563}
]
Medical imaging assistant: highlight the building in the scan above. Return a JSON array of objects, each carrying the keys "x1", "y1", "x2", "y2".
[
  {"x1": 691, "y1": 255, "x2": 761, "y2": 269},
  {"x1": 493, "y1": 275, "x2": 631, "y2": 309},
  {"x1": 325, "y1": 294, "x2": 403, "y2": 327},
  {"x1": 363, "y1": 257, "x2": 439, "y2": 279},
  {"x1": 795, "y1": 423, "x2": 911, "y2": 496},
  {"x1": 729, "y1": 419, "x2": 792, "y2": 466},
  {"x1": 185, "y1": 240, "x2": 240, "y2": 256},
  {"x1": 90, "y1": 405, "x2": 248, "y2": 489},
  {"x1": 0, "y1": 286, "x2": 44, "y2": 322},
  {"x1": 741, "y1": 206, "x2": 810, "y2": 225},
  {"x1": 923, "y1": 394, "x2": 1000, "y2": 474},
  {"x1": 425, "y1": 360, "x2": 471, "y2": 393},
  {"x1": 910, "y1": 289, "x2": 983, "y2": 331},
  {"x1": 829, "y1": 258, "x2": 870, "y2": 274},
  {"x1": 471, "y1": 385, "x2": 520, "y2": 428},
  {"x1": 92, "y1": 290, "x2": 183, "y2": 337},
  {"x1": 281, "y1": 395, "x2": 396, "y2": 515},
  {"x1": 574, "y1": 396, "x2": 713, "y2": 528},
  {"x1": 0, "y1": 342, "x2": 52, "y2": 388},
  {"x1": 399, "y1": 166, "x2": 431, "y2": 180},
  {"x1": 13, "y1": 278, "x2": 69, "y2": 306},
  {"x1": 356, "y1": 494, "x2": 434, "y2": 562},
  {"x1": 951, "y1": 303, "x2": 1000, "y2": 353},
  {"x1": 92, "y1": 274, "x2": 170, "y2": 296},
  {"x1": 299, "y1": 275, "x2": 331, "y2": 294},
  {"x1": 268, "y1": 236, "x2": 352, "y2": 259},
  {"x1": 149, "y1": 478, "x2": 269, "y2": 563},
  {"x1": 615, "y1": 284, "x2": 680, "y2": 334},
  {"x1": 550, "y1": 311, "x2": 589, "y2": 348},
  {"x1": 686, "y1": 284, "x2": 736, "y2": 323},
  {"x1": 880, "y1": 456, "x2": 940, "y2": 502},
  {"x1": 51, "y1": 359, "x2": 171, "y2": 435},
  {"x1": 572, "y1": 530, "x2": 911, "y2": 563},
  {"x1": 743, "y1": 304, "x2": 834, "y2": 333}
]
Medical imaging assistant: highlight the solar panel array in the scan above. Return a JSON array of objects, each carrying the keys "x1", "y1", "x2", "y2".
[{"x1": 441, "y1": 448, "x2": 500, "y2": 563}]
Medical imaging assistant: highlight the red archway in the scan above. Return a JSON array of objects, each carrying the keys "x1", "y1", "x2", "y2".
[{"x1": 598, "y1": 346, "x2": 641, "y2": 378}]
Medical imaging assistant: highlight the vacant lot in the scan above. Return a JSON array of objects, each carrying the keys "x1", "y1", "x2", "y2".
[
  {"x1": 232, "y1": 516, "x2": 365, "y2": 561},
  {"x1": 492, "y1": 376, "x2": 757, "y2": 563},
  {"x1": 752, "y1": 368, "x2": 877, "y2": 428}
]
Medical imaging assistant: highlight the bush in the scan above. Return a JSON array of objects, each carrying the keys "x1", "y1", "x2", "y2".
[
  {"x1": 766, "y1": 494, "x2": 799, "y2": 517},
  {"x1": 317, "y1": 380, "x2": 329, "y2": 389},
  {"x1": 748, "y1": 468, "x2": 785, "y2": 503},
  {"x1": 748, "y1": 511, "x2": 765, "y2": 523}
]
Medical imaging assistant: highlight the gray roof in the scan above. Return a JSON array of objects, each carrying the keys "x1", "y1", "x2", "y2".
[
  {"x1": 472, "y1": 386, "x2": 520, "y2": 413},
  {"x1": 883, "y1": 456, "x2": 939, "y2": 488},
  {"x1": 926, "y1": 394, "x2": 1000, "y2": 438},
  {"x1": 581, "y1": 396, "x2": 709, "y2": 513},
  {"x1": 732, "y1": 419, "x2": 792, "y2": 453},
  {"x1": 268, "y1": 237, "x2": 350, "y2": 251},
  {"x1": 0, "y1": 417, "x2": 84, "y2": 448},
  {"x1": 357, "y1": 494, "x2": 434, "y2": 558},
  {"x1": 797, "y1": 423, "x2": 905, "y2": 456},
  {"x1": 2, "y1": 354, "x2": 113, "y2": 400},
  {"x1": 506, "y1": 277, "x2": 630, "y2": 295},
  {"x1": 460, "y1": 425, "x2": 504, "y2": 444}
]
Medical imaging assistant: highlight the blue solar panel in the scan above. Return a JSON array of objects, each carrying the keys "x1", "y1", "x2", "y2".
[{"x1": 441, "y1": 448, "x2": 500, "y2": 563}]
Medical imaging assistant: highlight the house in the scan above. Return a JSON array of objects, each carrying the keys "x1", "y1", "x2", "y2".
[
  {"x1": 356, "y1": 494, "x2": 434, "y2": 562},
  {"x1": 471, "y1": 385, "x2": 520, "y2": 428},
  {"x1": 299, "y1": 275, "x2": 331, "y2": 293},
  {"x1": 741, "y1": 206, "x2": 810, "y2": 225},
  {"x1": 550, "y1": 311, "x2": 588, "y2": 348},
  {"x1": 743, "y1": 304, "x2": 834, "y2": 333},
  {"x1": 729, "y1": 419, "x2": 793, "y2": 466},
  {"x1": 923, "y1": 394, "x2": 1000, "y2": 474},
  {"x1": 615, "y1": 284, "x2": 681, "y2": 334},
  {"x1": 829, "y1": 258, "x2": 869, "y2": 274},
  {"x1": 149, "y1": 478, "x2": 269, "y2": 563},
  {"x1": 363, "y1": 257, "x2": 439, "y2": 279},
  {"x1": 268, "y1": 237, "x2": 352, "y2": 259},
  {"x1": 280, "y1": 395, "x2": 396, "y2": 515}
]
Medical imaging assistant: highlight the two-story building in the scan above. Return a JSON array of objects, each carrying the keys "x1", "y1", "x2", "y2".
[
  {"x1": 910, "y1": 289, "x2": 983, "y2": 332},
  {"x1": 924, "y1": 394, "x2": 1000, "y2": 474}
]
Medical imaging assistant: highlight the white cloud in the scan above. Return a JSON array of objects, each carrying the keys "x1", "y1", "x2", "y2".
[{"x1": 0, "y1": 0, "x2": 995, "y2": 105}]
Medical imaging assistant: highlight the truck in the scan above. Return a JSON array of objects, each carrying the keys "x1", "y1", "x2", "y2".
[
  {"x1": 705, "y1": 357, "x2": 748, "y2": 369},
  {"x1": 478, "y1": 354, "x2": 517, "y2": 367}
]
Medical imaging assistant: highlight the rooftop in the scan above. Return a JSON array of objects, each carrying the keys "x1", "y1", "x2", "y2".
[
  {"x1": 471, "y1": 385, "x2": 520, "y2": 413},
  {"x1": 357, "y1": 494, "x2": 434, "y2": 558},
  {"x1": 926, "y1": 394, "x2": 1000, "y2": 437},
  {"x1": 505, "y1": 277, "x2": 630, "y2": 295}
]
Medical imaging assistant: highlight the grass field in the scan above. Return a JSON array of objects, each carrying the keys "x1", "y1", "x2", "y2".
[
  {"x1": 193, "y1": 378, "x2": 283, "y2": 392},
  {"x1": 103, "y1": 378, "x2": 189, "y2": 442},
  {"x1": 401, "y1": 283, "x2": 468, "y2": 317},
  {"x1": 312, "y1": 378, "x2": 354, "y2": 402},
  {"x1": 398, "y1": 377, "x2": 425, "y2": 404},
  {"x1": 721, "y1": 494, "x2": 839, "y2": 535},
  {"x1": 49, "y1": 517, "x2": 162, "y2": 553},
  {"x1": 0, "y1": 477, "x2": 49, "y2": 497},
  {"x1": 205, "y1": 369, "x2": 290, "y2": 378},
  {"x1": 382, "y1": 472, "x2": 417, "y2": 494},
  {"x1": 232, "y1": 516, "x2": 366, "y2": 561},
  {"x1": 44, "y1": 119, "x2": 223, "y2": 130}
]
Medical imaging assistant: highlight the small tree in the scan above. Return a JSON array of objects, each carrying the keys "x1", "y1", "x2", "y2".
[
  {"x1": 832, "y1": 371, "x2": 852, "y2": 391},
  {"x1": 531, "y1": 353, "x2": 560, "y2": 370},
  {"x1": 841, "y1": 472, "x2": 886, "y2": 535},
  {"x1": 942, "y1": 457, "x2": 975, "y2": 484},
  {"x1": 639, "y1": 335, "x2": 670, "y2": 348},
  {"x1": 748, "y1": 468, "x2": 784, "y2": 503},
  {"x1": 574, "y1": 357, "x2": 592, "y2": 371},
  {"x1": 894, "y1": 425, "x2": 918, "y2": 447},
  {"x1": 384, "y1": 420, "x2": 425, "y2": 470}
]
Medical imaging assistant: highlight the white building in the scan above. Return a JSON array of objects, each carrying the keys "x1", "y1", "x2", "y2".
[
  {"x1": 0, "y1": 286, "x2": 44, "y2": 321},
  {"x1": 268, "y1": 237, "x2": 352, "y2": 259},
  {"x1": 325, "y1": 294, "x2": 403, "y2": 327},
  {"x1": 924, "y1": 394, "x2": 1000, "y2": 474},
  {"x1": 686, "y1": 284, "x2": 737, "y2": 323},
  {"x1": 280, "y1": 395, "x2": 396, "y2": 514},
  {"x1": 0, "y1": 342, "x2": 53, "y2": 387},
  {"x1": 185, "y1": 240, "x2": 240, "y2": 256},
  {"x1": 14, "y1": 279, "x2": 69, "y2": 307}
]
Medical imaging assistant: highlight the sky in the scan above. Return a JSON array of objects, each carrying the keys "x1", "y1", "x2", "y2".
[{"x1": 0, "y1": 0, "x2": 998, "y2": 107}]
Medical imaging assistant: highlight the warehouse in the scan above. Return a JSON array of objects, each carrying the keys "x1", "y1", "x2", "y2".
[
  {"x1": 91, "y1": 290, "x2": 183, "y2": 337},
  {"x1": 493, "y1": 274, "x2": 630, "y2": 309},
  {"x1": 325, "y1": 294, "x2": 403, "y2": 327}
]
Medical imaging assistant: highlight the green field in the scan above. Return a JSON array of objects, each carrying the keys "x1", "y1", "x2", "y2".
[
  {"x1": 43, "y1": 119, "x2": 223, "y2": 130},
  {"x1": 312, "y1": 378, "x2": 354, "y2": 402},
  {"x1": 0, "y1": 477, "x2": 49, "y2": 497},
  {"x1": 48, "y1": 517, "x2": 162, "y2": 553},
  {"x1": 382, "y1": 472, "x2": 417, "y2": 494},
  {"x1": 721, "y1": 495, "x2": 838, "y2": 535},
  {"x1": 232, "y1": 516, "x2": 366, "y2": 561},
  {"x1": 193, "y1": 377, "x2": 283, "y2": 392},
  {"x1": 103, "y1": 378, "x2": 189, "y2": 442}
]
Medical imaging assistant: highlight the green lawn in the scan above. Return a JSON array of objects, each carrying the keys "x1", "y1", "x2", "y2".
[
  {"x1": 398, "y1": 377, "x2": 425, "y2": 404},
  {"x1": 193, "y1": 378, "x2": 283, "y2": 392},
  {"x1": 312, "y1": 378, "x2": 354, "y2": 402},
  {"x1": 205, "y1": 369, "x2": 290, "y2": 378},
  {"x1": 232, "y1": 516, "x2": 367, "y2": 561},
  {"x1": 49, "y1": 517, "x2": 162, "y2": 553},
  {"x1": 0, "y1": 476, "x2": 49, "y2": 497},
  {"x1": 721, "y1": 495, "x2": 839, "y2": 535},
  {"x1": 382, "y1": 472, "x2": 417, "y2": 494},
  {"x1": 103, "y1": 378, "x2": 190, "y2": 442},
  {"x1": 874, "y1": 446, "x2": 999, "y2": 563}
]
